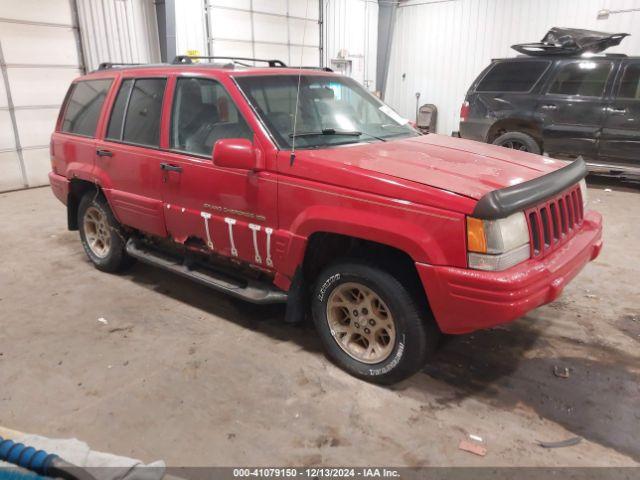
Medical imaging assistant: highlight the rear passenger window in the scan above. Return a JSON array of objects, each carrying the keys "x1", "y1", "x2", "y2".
[
  {"x1": 61, "y1": 79, "x2": 113, "y2": 136},
  {"x1": 170, "y1": 77, "x2": 252, "y2": 156},
  {"x1": 106, "y1": 78, "x2": 166, "y2": 147},
  {"x1": 617, "y1": 64, "x2": 640, "y2": 99},
  {"x1": 106, "y1": 79, "x2": 133, "y2": 140},
  {"x1": 476, "y1": 61, "x2": 549, "y2": 92},
  {"x1": 548, "y1": 61, "x2": 612, "y2": 97}
]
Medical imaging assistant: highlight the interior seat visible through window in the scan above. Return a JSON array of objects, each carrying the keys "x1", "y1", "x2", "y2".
[{"x1": 171, "y1": 77, "x2": 252, "y2": 156}]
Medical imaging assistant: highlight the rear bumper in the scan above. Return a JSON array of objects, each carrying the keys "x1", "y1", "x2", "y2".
[
  {"x1": 417, "y1": 211, "x2": 603, "y2": 334},
  {"x1": 48, "y1": 172, "x2": 69, "y2": 205},
  {"x1": 459, "y1": 120, "x2": 491, "y2": 142}
]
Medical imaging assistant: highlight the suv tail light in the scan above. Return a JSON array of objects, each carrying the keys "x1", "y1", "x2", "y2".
[
  {"x1": 460, "y1": 101, "x2": 470, "y2": 122},
  {"x1": 49, "y1": 137, "x2": 57, "y2": 174}
]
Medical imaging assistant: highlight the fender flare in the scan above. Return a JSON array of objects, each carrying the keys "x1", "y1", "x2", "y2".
[{"x1": 285, "y1": 205, "x2": 448, "y2": 270}]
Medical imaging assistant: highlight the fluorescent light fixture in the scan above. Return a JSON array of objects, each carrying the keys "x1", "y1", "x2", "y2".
[{"x1": 597, "y1": 7, "x2": 640, "y2": 20}]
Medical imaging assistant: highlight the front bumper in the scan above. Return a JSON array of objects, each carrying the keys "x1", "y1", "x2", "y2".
[{"x1": 417, "y1": 210, "x2": 603, "y2": 334}]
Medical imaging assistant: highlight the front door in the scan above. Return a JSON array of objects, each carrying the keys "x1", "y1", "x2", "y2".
[
  {"x1": 599, "y1": 61, "x2": 640, "y2": 168},
  {"x1": 537, "y1": 59, "x2": 614, "y2": 159},
  {"x1": 159, "y1": 76, "x2": 278, "y2": 267},
  {"x1": 97, "y1": 76, "x2": 168, "y2": 237}
]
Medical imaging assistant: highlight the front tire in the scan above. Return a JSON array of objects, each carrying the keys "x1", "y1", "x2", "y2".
[
  {"x1": 311, "y1": 261, "x2": 439, "y2": 384},
  {"x1": 78, "y1": 193, "x2": 133, "y2": 272},
  {"x1": 492, "y1": 131, "x2": 541, "y2": 154}
]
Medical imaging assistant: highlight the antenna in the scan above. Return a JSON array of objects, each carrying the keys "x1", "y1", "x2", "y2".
[{"x1": 290, "y1": 0, "x2": 311, "y2": 166}]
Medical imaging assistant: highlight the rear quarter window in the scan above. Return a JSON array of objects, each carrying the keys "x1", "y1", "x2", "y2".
[
  {"x1": 61, "y1": 79, "x2": 113, "y2": 137},
  {"x1": 476, "y1": 61, "x2": 550, "y2": 92}
]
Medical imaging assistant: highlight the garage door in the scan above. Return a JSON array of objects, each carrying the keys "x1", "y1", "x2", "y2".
[
  {"x1": 207, "y1": 0, "x2": 321, "y2": 67},
  {"x1": 0, "y1": 0, "x2": 83, "y2": 192}
]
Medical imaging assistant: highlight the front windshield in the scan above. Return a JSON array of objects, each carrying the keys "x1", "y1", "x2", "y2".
[{"x1": 235, "y1": 74, "x2": 419, "y2": 149}]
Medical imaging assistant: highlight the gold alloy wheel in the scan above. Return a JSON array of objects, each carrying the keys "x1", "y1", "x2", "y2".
[
  {"x1": 326, "y1": 282, "x2": 396, "y2": 364},
  {"x1": 83, "y1": 206, "x2": 111, "y2": 258}
]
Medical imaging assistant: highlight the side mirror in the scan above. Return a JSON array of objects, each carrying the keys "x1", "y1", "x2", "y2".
[{"x1": 213, "y1": 138, "x2": 257, "y2": 170}]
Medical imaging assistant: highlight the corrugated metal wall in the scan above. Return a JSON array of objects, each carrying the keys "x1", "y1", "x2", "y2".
[
  {"x1": 0, "y1": 0, "x2": 83, "y2": 192},
  {"x1": 175, "y1": 0, "x2": 321, "y2": 67},
  {"x1": 323, "y1": 0, "x2": 378, "y2": 90},
  {"x1": 386, "y1": 0, "x2": 640, "y2": 136},
  {"x1": 76, "y1": 0, "x2": 161, "y2": 71},
  {"x1": 175, "y1": 0, "x2": 208, "y2": 57},
  {"x1": 0, "y1": 0, "x2": 161, "y2": 192},
  {"x1": 174, "y1": 0, "x2": 378, "y2": 89}
]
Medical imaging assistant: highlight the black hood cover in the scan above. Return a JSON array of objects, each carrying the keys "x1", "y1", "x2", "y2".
[{"x1": 512, "y1": 27, "x2": 629, "y2": 56}]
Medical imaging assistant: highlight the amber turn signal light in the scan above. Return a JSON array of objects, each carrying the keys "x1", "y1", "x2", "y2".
[{"x1": 466, "y1": 217, "x2": 487, "y2": 253}]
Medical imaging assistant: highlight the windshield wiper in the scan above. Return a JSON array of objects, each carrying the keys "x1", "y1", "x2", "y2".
[
  {"x1": 359, "y1": 131, "x2": 387, "y2": 142},
  {"x1": 289, "y1": 128, "x2": 362, "y2": 138},
  {"x1": 289, "y1": 128, "x2": 387, "y2": 142}
]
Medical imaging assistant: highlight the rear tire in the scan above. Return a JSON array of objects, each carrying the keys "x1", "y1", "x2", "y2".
[
  {"x1": 493, "y1": 131, "x2": 541, "y2": 154},
  {"x1": 78, "y1": 193, "x2": 134, "y2": 272},
  {"x1": 311, "y1": 260, "x2": 440, "y2": 384}
]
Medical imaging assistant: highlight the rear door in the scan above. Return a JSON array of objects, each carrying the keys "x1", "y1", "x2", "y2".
[
  {"x1": 53, "y1": 78, "x2": 113, "y2": 183},
  {"x1": 96, "y1": 76, "x2": 168, "y2": 237},
  {"x1": 599, "y1": 60, "x2": 640, "y2": 167},
  {"x1": 537, "y1": 59, "x2": 614, "y2": 158}
]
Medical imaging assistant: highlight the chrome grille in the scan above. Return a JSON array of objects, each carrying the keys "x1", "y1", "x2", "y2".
[{"x1": 526, "y1": 184, "x2": 584, "y2": 258}]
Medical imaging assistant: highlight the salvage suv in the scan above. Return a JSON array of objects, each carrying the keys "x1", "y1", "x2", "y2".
[
  {"x1": 460, "y1": 53, "x2": 640, "y2": 179},
  {"x1": 49, "y1": 56, "x2": 603, "y2": 384}
]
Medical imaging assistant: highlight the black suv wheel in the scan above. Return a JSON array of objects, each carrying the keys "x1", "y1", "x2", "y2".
[
  {"x1": 493, "y1": 131, "x2": 541, "y2": 154},
  {"x1": 311, "y1": 260, "x2": 440, "y2": 384}
]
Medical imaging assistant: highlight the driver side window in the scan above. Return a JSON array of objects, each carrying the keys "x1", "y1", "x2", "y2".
[{"x1": 170, "y1": 77, "x2": 252, "y2": 156}]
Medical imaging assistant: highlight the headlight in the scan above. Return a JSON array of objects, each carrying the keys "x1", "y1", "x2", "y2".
[
  {"x1": 579, "y1": 179, "x2": 588, "y2": 210},
  {"x1": 466, "y1": 212, "x2": 531, "y2": 271}
]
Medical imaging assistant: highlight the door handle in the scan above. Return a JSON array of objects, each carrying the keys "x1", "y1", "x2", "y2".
[
  {"x1": 160, "y1": 162, "x2": 183, "y2": 173},
  {"x1": 96, "y1": 149, "x2": 113, "y2": 157},
  {"x1": 608, "y1": 106, "x2": 627, "y2": 114},
  {"x1": 540, "y1": 104, "x2": 558, "y2": 110}
]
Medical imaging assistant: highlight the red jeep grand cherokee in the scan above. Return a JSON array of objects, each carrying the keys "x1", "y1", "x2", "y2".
[{"x1": 49, "y1": 57, "x2": 603, "y2": 384}]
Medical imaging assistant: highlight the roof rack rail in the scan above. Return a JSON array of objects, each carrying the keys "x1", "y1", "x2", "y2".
[
  {"x1": 97, "y1": 62, "x2": 144, "y2": 71},
  {"x1": 288, "y1": 66, "x2": 334, "y2": 72},
  {"x1": 172, "y1": 55, "x2": 287, "y2": 67}
]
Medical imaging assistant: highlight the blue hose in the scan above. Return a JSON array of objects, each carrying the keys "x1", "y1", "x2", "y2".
[{"x1": 0, "y1": 436, "x2": 58, "y2": 476}]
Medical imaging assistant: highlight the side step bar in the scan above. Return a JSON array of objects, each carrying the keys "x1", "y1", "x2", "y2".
[
  {"x1": 125, "y1": 239, "x2": 288, "y2": 304},
  {"x1": 585, "y1": 161, "x2": 640, "y2": 179}
]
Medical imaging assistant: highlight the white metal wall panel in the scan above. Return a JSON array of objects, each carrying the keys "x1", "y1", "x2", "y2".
[
  {"x1": 0, "y1": 151, "x2": 23, "y2": 192},
  {"x1": 15, "y1": 109, "x2": 61, "y2": 149},
  {"x1": 175, "y1": 0, "x2": 208, "y2": 56},
  {"x1": 22, "y1": 148, "x2": 52, "y2": 187},
  {"x1": 386, "y1": 0, "x2": 640, "y2": 136},
  {"x1": 76, "y1": 0, "x2": 161, "y2": 71},
  {"x1": 0, "y1": 111, "x2": 16, "y2": 150},
  {"x1": 0, "y1": 23, "x2": 79, "y2": 65},
  {"x1": 0, "y1": 74, "x2": 6, "y2": 108},
  {"x1": 0, "y1": 0, "x2": 82, "y2": 191},
  {"x1": 0, "y1": 0, "x2": 75, "y2": 25},
  {"x1": 175, "y1": 0, "x2": 376, "y2": 88},
  {"x1": 208, "y1": 0, "x2": 320, "y2": 66},
  {"x1": 176, "y1": 0, "x2": 322, "y2": 66},
  {"x1": 323, "y1": 0, "x2": 378, "y2": 90},
  {"x1": 7, "y1": 68, "x2": 79, "y2": 107}
]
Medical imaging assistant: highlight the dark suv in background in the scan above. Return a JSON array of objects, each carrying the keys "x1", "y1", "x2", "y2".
[{"x1": 460, "y1": 54, "x2": 640, "y2": 179}]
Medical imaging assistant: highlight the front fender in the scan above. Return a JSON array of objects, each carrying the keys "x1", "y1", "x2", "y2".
[{"x1": 286, "y1": 204, "x2": 465, "y2": 268}]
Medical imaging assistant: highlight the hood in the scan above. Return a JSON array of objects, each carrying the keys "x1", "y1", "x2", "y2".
[{"x1": 302, "y1": 134, "x2": 563, "y2": 200}]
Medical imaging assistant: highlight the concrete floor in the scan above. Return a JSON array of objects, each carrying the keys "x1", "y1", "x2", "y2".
[{"x1": 0, "y1": 179, "x2": 639, "y2": 467}]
